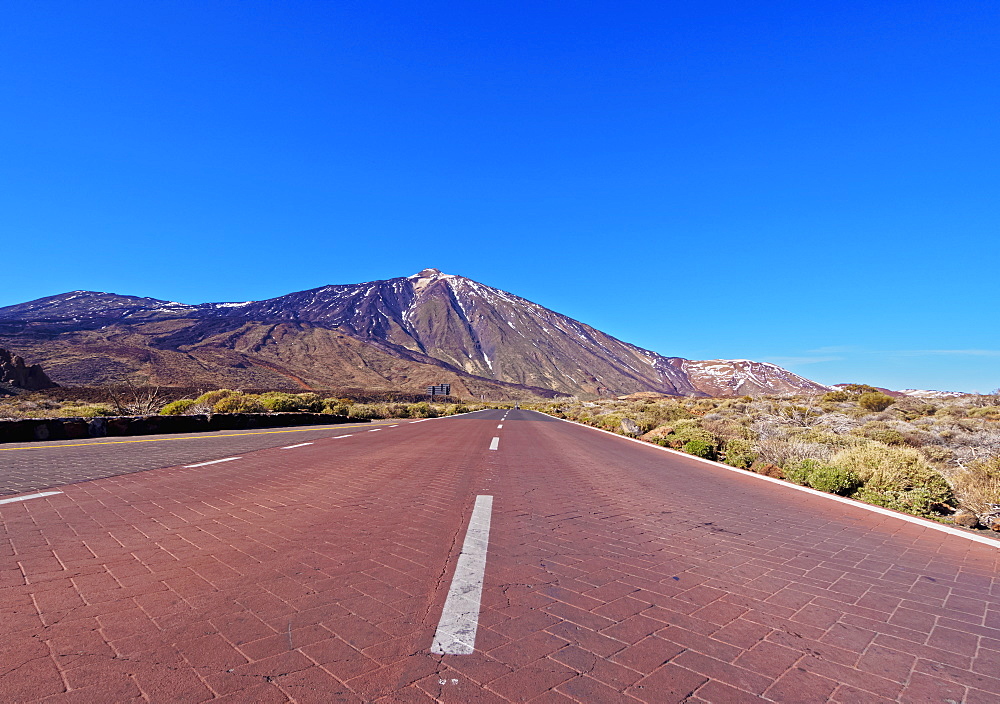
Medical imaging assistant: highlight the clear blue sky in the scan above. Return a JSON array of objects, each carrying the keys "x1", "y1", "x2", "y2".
[{"x1": 2, "y1": 1, "x2": 998, "y2": 392}]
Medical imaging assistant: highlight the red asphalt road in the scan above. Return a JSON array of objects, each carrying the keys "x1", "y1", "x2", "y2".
[{"x1": 2, "y1": 410, "x2": 999, "y2": 703}]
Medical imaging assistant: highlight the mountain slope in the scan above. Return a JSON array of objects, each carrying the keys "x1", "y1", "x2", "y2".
[{"x1": 0, "y1": 269, "x2": 831, "y2": 398}]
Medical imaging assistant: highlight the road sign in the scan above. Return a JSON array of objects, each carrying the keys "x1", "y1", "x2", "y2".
[{"x1": 427, "y1": 384, "x2": 451, "y2": 396}]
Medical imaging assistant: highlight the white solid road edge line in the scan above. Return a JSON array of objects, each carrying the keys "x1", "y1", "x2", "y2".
[
  {"x1": 281, "y1": 442, "x2": 314, "y2": 449},
  {"x1": 489, "y1": 437, "x2": 500, "y2": 451},
  {"x1": 431, "y1": 495, "x2": 494, "y2": 655},
  {"x1": 542, "y1": 412, "x2": 1000, "y2": 550},
  {"x1": 0, "y1": 491, "x2": 63, "y2": 506},
  {"x1": 184, "y1": 457, "x2": 241, "y2": 468}
]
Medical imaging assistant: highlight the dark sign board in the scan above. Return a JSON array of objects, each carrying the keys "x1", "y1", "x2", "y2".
[{"x1": 427, "y1": 384, "x2": 451, "y2": 396}]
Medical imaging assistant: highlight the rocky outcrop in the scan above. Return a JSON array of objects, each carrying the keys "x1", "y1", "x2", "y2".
[{"x1": 0, "y1": 348, "x2": 58, "y2": 391}]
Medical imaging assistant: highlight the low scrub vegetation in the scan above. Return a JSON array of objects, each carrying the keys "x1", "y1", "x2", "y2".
[
  {"x1": 156, "y1": 389, "x2": 480, "y2": 420},
  {"x1": 528, "y1": 390, "x2": 1000, "y2": 528},
  {"x1": 0, "y1": 387, "x2": 480, "y2": 421}
]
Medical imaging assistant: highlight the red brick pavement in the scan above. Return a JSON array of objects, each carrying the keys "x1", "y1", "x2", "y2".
[
  {"x1": 0, "y1": 421, "x2": 389, "y2": 496},
  {"x1": 431, "y1": 412, "x2": 1000, "y2": 704},
  {"x1": 2, "y1": 409, "x2": 999, "y2": 702}
]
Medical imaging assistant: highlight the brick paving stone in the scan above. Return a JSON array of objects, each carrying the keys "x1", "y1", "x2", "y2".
[
  {"x1": 487, "y1": 630, "x2": 568, "y2": 668},
  {"x1": 830, "y1": 683, "x2": 899, "y2": 704},
  {"x1": 486, "y1": 661, "x2": 579, "y2": 701},
  {"x1": 762, "y1": 666, "x2": 839, "y2": 703},
  {"x1": 555, "y1": 673, "x2": 639, "y2": 703},
  {"x1": 610, "y1": 635, "x2": 685, "y2": 673},
  {"x1": 624, "y1": 663, "x2": 708, "y2": 703},
  {"x1": 694, "y1": 679, "x2": 767, "y2": 703},
  {"x1": 732, "y1": 640, "x2": 803, "y2": 680},
  {"x1": 671, "y1": 649, "x2": 772, "y2": 696}
]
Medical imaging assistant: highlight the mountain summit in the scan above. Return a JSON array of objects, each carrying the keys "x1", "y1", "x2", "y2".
[{"x1": 0, "y1": 270, "x2": 830, "y2": 398}]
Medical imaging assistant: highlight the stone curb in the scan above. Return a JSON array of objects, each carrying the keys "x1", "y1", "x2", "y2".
[{"x1": 0, "y1": 412, "x2": 362, "y2": 444}]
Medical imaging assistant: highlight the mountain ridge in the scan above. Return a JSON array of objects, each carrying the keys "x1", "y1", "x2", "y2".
[{"x1": 0, "y1": 269, "x2": 833, "y2": 398}]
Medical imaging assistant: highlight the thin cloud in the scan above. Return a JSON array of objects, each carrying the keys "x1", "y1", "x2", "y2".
[{"x1": 892, "y1": 349, "x2": 1000, "y2": 358}]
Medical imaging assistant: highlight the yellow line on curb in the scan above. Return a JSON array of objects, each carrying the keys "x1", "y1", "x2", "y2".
[{"x1": 0, "y1": 423, "x2": 383, "y2": 452}]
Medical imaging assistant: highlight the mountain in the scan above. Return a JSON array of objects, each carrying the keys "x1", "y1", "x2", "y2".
[{"x1": 0, "y1": 269, "x2": 832, "y2": 398}]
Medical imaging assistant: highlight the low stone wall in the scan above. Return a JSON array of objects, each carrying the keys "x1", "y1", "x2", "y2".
[{"x1": 0, "y1": 412, "x2": 363, "y2": 444}]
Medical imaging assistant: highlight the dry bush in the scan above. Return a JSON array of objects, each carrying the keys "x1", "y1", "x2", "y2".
[
  {"x1": 749, "y1": 462, "x2": 784, "y2": 479},
  {"x1": 951, "y1": 456, "x2": 1000, "y2": 516},
  {"x1": 702, "y1": 417, "x2": 750, "y2": 441},
  {"x1": 755, "y1": 436, "x2": 834, "y2": 466},
  {"x1": 107, "y1": 379, "x2": 167, "y2": 416}
]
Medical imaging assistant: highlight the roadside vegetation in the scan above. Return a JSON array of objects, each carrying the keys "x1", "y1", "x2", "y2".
[
  {"x1": 159, "y1": 389, "x2": 481, "y2": 420},
  {"x1": 5, "y1": 383, "x2": 1000, "y2": 530},
  {"x1": 0, "y1": 387, "x2": 483, "y2": 422},
  {"x1": 526, "y1": 386, "x2": 1000, "y2": 530}
]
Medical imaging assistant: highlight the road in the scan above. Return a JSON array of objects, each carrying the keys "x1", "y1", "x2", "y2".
[{"x1": 1, "y1": 409, "x2": 999, "y2": 703}]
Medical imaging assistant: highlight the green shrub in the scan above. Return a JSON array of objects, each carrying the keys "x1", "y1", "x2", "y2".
[
  {"x1": 858, "y1": 392, "x2": 895, "y2": 412},
  {"x1": 831, "y1": 444, "x2": 953, "y2": 515},
  {"x1": 347, "y1": 403, "x2": 383, "y2": 420},
  {"x1": 853, "y1": 487, "x2": 946, "y2": 517},
  {"x1": 667, "y1": 419, "x2": 716, "y2": 445},
  {"x1": 784, "y1": 459, "x2": 816, "y2": 486},
  {"x1": 213, "y1": 394, "x2": 265, "y2": 413},
  {"x1": 841, "y1": 384, "x2": 882, "y2": 397},
  {"x1": 259, "y1": 392, "x2": 300, "y2": 412},
  {"x1": 807, "y1": 465, "x2": 861, "y2": 495},
  {"x1": 62, "y1": 404, "x2": 115, "y2": 418},
  {"x1": 821, "y1": 390, "x2": 849, "y2": 402},
  {"x1": 160, "y1": 399, "x2": 197, "y2": 416},
  {"x1": 195, "y1": 389, "x2": 236, "y2": 407},
  {"x1": 783, "y1": 458, "x2": 860, "y2": 495},
  {"x1": 858, "y1": 422, "x2": 906, "y2": 445},
  {"x1": 323, "y1": 399, "x2": 351, "y2": 415},
  {"x1": 406, "y1": 402, "x2": 437, "y2": 418},
  {"x1": 723, "y1": 438, "x2": 756, "y2": 468},
  {"x1": 682, "y1": 439, "x2": 717, "y2": 460},
  {"x1": 294, "y1": 393, "x2": 324, "y2": 412}
]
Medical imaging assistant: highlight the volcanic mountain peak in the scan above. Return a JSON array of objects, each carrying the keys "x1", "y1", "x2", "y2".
[{"x1": 0, "y1": 270, "x2": 834, "y2": 398}]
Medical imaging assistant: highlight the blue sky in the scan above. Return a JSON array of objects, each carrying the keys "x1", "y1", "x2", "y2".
[{"x1": 2, "y1": 1, "x2": 997, "y2": 392}]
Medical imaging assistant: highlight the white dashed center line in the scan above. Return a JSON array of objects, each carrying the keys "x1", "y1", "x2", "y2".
[
  {"x1": 497, "y1": 424, "x2": 503, "y2": 429},
  {"x1": 281, "y1": 442, "x2": 313, "y2": 449},
  {"x1": 431, "y1": 495, "x2": 494, "y2": 655},
  {"x1": 184, "y1": 457, "x2": 241, "y2": 468},
  {"x1": 331, "y1": 434, "x2": 353, "y2": 439},
  {"x1": 0, "y1": 491, "x2": 63, "y2": 505},
  {"x1": 489, "y1": 437, "x2": 500, "y2": 451},
  {"x1": 369, "y1": 428, "x2": 382, "y2": 432}
]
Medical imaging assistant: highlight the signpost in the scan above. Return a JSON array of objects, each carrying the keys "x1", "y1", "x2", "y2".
[{"x1": 427, "y1": 384, "x2": 451, "y2": 398}]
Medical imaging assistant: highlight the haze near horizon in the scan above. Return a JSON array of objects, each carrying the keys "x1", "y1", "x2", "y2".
[{"x1": 2, "y1": 1, "x2": 997, "y2": 392}]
